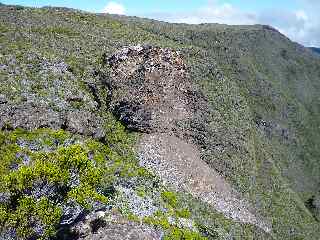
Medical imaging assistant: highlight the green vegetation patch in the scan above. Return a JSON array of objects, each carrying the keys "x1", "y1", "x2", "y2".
[
  {"x1": 142, "y1": 190, "x2": 207, "y2": 240},
  {"x1": 0, "y1": 122, "x2": 145, "y2": 239},
  {"x1": 0, "y1": 23, "x2": 9, "y2": 33},
  {"x1": 30, "y1": 26, "x2": 80, "y2": 37}
]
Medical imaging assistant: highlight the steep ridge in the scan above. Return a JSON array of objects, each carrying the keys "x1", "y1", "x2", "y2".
[
  {"x1": 104, "y1": 45, "x2": 271, "y2": 232},
  {"x1": 114, "y1": 19, "x2": 320, "y2": 237},
  {"x1": 0, "y1": 4, "x2": 319, "y2": 240}
]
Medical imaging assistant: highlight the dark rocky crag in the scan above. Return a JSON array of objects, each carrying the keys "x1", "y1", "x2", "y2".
[
  {"x1": 0, "y1": 4, "x2": 320, "y2": 240},
  {"x1": 105, "y1": 45, "x2": 196, "y2": 133},
  {"x1": 105, "y1": 45, "x2": 271, "y2": 232}
]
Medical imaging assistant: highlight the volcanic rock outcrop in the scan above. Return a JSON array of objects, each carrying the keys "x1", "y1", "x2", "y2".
[
  {"x1": 105, "y1": 44, "x2": 198, "y2": 133},
  {"x1": 104, "y1": 45, "x2": 271, "y2": 232}
]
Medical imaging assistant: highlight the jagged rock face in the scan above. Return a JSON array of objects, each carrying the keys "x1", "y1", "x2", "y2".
[
  {"x1": 106, "y1": 45, "x2": 271, "y2": 233},
  {"x1": 105, "y1": 45, "x2": 200, "y2": 133}
]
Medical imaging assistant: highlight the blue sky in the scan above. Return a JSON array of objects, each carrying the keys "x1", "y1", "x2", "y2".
[
  {"x1": 2, "y1": 0, "x2": 320, "y2": 47},
  {"x1": 1, "y1": 0, "x2": 301, "y2": 14}
]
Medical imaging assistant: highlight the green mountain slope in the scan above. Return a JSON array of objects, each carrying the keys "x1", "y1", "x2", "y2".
[{"x1": 0, "y1": 4, "x2": 319, "y2": 240}]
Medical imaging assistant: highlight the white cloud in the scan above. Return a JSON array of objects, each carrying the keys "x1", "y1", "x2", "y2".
[
  {"x1": 148, "y1": 2, "x2": 256, "y2": 25},
  {"x1": 103, "y1": 2, "x2": 125, "y2": 15},
  {"x1": 257, "y1": 8, "x2": 319, "y2": 47},
  {"x1": 144, "y1": 1, "x2": 320, "y2": 47},
  {"x1": 295, "y1": 10, "x2": 308, "y2": 21}
]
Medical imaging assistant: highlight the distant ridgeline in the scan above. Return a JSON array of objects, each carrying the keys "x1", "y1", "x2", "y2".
[{"x1": 309, "y1": 47, "x2": 320, "y2": 55}]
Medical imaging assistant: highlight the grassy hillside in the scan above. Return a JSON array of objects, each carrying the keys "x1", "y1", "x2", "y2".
[{"x1": 0, "y1": 4, "x2": 319, "y2": 240}]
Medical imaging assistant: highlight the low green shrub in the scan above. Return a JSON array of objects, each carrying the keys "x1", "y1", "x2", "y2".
[
  {"x1": 0, "y1": 123, "x2": 143, "y2": 239},
  {"x1": 161, "y1": 191, "x2": 178, "y2": 208}
]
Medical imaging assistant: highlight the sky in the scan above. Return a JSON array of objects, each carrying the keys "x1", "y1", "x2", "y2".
[{"x1": 2, "y1": 0, "x2": 320, "y2": 47}]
